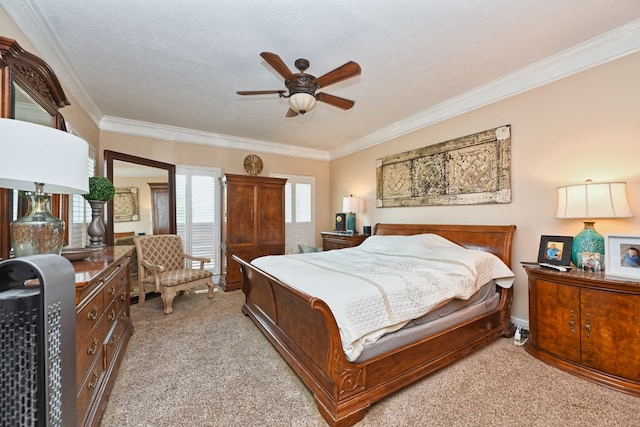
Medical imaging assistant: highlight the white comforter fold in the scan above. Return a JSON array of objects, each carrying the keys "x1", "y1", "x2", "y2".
[{"x1": 251, "y1": 234, "x2": 514, "y2": 361}]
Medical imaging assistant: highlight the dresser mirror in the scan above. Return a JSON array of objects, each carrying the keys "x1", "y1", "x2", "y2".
[
  {"x1": 104, "y1": 150, "x2": 176, "y2": 246},
  {"x1": 0, "y1": 36, "x2": 70, "y2": 258}
]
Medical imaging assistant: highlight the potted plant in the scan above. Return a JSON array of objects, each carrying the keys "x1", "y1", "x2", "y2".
[{"x1": 84, "y1": 176, "x2": 115, "y2": 248}]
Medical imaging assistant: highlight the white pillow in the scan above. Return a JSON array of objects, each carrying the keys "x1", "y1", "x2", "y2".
[{"x1": 358, "y1": 233, "x2": 461, "y2": 253}]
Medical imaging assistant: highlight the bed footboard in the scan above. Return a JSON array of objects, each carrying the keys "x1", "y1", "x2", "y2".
[{"x1": 235, "y1": 256, "x2": 514, "y2": 427}]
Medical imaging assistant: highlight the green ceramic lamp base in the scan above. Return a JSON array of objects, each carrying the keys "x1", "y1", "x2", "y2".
[{"x1": 571, "y1": 221, "x2": 604, "y2": 270}]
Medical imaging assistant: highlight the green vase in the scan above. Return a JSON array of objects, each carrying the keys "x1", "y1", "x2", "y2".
[{"x1": 571, "y1": 221, "x2": 604, "y2": 270}]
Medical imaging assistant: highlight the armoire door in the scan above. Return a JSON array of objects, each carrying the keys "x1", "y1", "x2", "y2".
[
  {"x1": 149, "y1": 182, "x2": 171, "y2": 235},
  {"x1": 226, "y1": 181, "x2": 257, "y2": 246},
  {"x1": 257, "y1": 183, "x2": 285, "y2": 246}
]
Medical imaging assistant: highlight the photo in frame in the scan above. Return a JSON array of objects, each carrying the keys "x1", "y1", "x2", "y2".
[
  {"x1": 537, "y1": 235, "x2": 573, "y2": 266},
  {"x1": 605, "y1": 234, "x2": 640, "y2": 279},
  {"x1": 579, "y1": 252, "x2": 602, "y2": 272}
]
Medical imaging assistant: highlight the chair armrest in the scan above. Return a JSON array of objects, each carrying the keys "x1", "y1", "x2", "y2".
[
  {"x1": 184, "y1": 254, "x2": 211, "y2": 269},
  {"x1": 140, "y1": 259, "x2": 166, "y2": 274}
]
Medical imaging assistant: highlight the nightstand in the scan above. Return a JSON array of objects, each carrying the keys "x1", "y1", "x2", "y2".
[
  {"x1": 320, "y1": 232, "x2": 369, "y2": 251},
  {"x1": 523, "y1": 265, "x2": 640, "y2": 396}
]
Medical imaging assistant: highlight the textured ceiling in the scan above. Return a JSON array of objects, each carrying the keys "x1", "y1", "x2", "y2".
[{"x1": 3, "y1": 1, "x2": 640, "y2": 158}]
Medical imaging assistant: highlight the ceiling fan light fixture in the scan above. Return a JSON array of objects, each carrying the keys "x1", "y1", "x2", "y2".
[{"x1": 288, "y1": 92, "x2": 317, "y2": 114}]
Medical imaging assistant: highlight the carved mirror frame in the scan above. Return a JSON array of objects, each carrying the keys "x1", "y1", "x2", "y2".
[
  {"x1": 0, "y1": 36, "x2": 71, "y2": 259},
  {"x1": 104, "y1": 150, "x2": 176, "y2": 246}
]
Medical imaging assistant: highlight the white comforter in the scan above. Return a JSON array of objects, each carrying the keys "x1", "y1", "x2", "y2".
[{"x1": 251, "y1": 233, "x2": 515, "y2": 361}]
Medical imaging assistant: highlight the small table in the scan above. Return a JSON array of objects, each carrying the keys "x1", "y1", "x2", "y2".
[
  {"x1": 523, "y1": 265, "x2": 640, "y2": 397},
  {"x1": 320, "y1": 232, "x2": 369, "y2": 251}
]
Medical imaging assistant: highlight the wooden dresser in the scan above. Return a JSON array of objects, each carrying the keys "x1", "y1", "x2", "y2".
[
  {"x1": 74, "y1": 246, "x2": 134, "y2": 427},
  {"x1": 523, "y1": 266, "x2": 640, "y2": 396},
  {"x1": 220, "y1": 174, "x2": 287, "y2": 291},
  {"x1": 320, "y1": 232, "x2": 369, "y2": 251}
]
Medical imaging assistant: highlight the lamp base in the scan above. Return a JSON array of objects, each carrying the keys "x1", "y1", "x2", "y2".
[
  {"x1": 571, "y1": 221, "x2": 604, "y2": 271},
  {"x1": 10, "y1": 193, "x2": 65, "y2": 257},
  {"x1": 345, "y1": 213, "x2": 356, "y2": 233}
]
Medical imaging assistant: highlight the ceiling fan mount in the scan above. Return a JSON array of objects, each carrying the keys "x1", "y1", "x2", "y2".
[
  {"x1": 294, "y1": 58, "x2": 310, "y2": 73},
  {"x1": 237, "y1": 52, "x2": 361, "y2": 117}
]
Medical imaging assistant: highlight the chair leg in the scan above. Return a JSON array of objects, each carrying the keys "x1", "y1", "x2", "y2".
[
  {"x1": 161, "y1": 288, "x2": 177, "y2": 315},
  {"x1": 207, "y1": 281, "x2": 215, "y2": 299},
  {"x1": 138, "y1": 285, "x2": 146, "y2": 306}
]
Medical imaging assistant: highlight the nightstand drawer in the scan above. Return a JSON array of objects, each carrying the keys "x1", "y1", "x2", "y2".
[{"x1": 320, "y1": 232, "x2": 368, "y2": 251}]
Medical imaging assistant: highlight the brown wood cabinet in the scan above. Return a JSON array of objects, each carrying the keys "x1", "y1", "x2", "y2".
[
  {"x1": 148, "y1": 182, "x2": 171, "y2": 235},
  {"x1": 320, "y1": 231, "x2": 369, "y2": 251},
  {"x1": 221, "y1": 174, "x2": 286, "y2": 291},
  {"x1": 74, "y1": 246, "x2": 134, "y2": 426},
  {"x1": 524, "y1": 266, "x2": 640, "y2": 396}
]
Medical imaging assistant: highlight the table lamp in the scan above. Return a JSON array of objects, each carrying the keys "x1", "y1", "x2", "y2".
[
  {"x1": 0, "y1": 118, "x2": 89, "y2": 257},
  {"x1": 556, "y1": 180, "x2": 633, "y2": 269},
  {"x1": 342, "y1": 195, "x2": 360, "y2": 233}
]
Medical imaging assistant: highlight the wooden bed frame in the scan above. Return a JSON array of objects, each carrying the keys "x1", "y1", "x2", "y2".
[{"x1": 234, "y1": 223, "x2": 516, "y2": 426}]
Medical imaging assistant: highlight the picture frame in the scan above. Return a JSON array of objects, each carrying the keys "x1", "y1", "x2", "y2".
[
  {"x1": 114, "y1": 187, "x2": 140, "y2": 223},
  {"x1": 605, "y1": 234, "x2": 640, "y2": 279},
  {"x1": 537, "y1": 235, "x2": 573, "y2": 266}
]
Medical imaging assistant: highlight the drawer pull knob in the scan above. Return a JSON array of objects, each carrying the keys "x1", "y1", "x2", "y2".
[
  {"x1": 108, "y1": 309, "x2": 117, "y2": 321},
  {"x1": 88, "y1": 305, "x2": 98, "y2": 320},
  {"x1": 108, "y1": 286, "x2": 116, "y2": 295},
  {"x1": 110, "y1": 336, "x2": 117, "y2": 347},
  {"x1": 120, "y1": 293, "x2": 127, "y2": 301},
  {"x1": 88, "y1": 370, "x2": 99, "y2": 389},
  {"x1": 585, "y1": 313, "x2": 592, "y2": 338},
  {"x1": 87, "y1": 338, "x2": 98, "y2": 355}
]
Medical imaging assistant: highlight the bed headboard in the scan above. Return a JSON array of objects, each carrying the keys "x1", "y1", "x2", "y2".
[{"x1": 373, "y1": 223, "x2": 516, "y2": 267}]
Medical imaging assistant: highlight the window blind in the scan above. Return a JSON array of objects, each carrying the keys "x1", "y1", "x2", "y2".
[{"x1": 176, "y1": 166, "x2": 221, "y2": 274}]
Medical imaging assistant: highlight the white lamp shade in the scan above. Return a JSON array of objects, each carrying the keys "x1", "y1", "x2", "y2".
[
  {"x1": 0, "y1": 118, "x2": 89, "y2": 194},
  {"x1": 288, "y1": 93, "x2": 317, "y2": 113},
  {"x1": 556, "y1": 181, "x2": 633, "y2": 219},
  {"x1": 342, "y1": 195, "x2": 360, "y2": 213}
]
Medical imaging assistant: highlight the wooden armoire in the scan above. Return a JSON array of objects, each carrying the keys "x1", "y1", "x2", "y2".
[{"x1": 220, "y1": 174, "x2": 287, "y2": 291}]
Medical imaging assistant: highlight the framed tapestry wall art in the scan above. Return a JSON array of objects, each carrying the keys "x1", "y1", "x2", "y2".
[
  {"x1": 376, "y1": 125, "x2": 511, "y2": 207},
  {"x1": 114, "y1": 187, "x2": 139, "y2": 222}
]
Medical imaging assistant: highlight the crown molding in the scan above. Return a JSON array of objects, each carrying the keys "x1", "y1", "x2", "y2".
[
  {"x1": 329, "y1": 19, "x2": 640, "y2": 160},
  {"x1": 5, "y1": 2, "x2": 638, "y2": 162},
  {"x1": 100, "y1": 116, "x2": 330, "y2": 160}
]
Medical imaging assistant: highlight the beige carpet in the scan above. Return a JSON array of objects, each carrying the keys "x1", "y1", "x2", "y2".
[{"x1": 101, "y1": 288, "x2": 639, "y2": 427}]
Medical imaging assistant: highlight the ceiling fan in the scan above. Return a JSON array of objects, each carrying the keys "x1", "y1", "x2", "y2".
[{"x1": 237, "y1": 52, "x2": 361, "y2": 117}]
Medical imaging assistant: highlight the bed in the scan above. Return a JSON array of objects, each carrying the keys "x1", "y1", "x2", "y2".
[{"x1": 234, "y1": 223, "x2": 516, "y2": 426}]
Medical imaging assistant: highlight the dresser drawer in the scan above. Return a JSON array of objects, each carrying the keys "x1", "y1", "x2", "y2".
[
  {"x1": 77, "y1": 292, "x2": 104, "y2": 334},
  {"x1": 104, "y1": 313, "x2": 127, "y2": 370},
  {"x1": 76, "y1": 350, "x2": 105, "y2": 427},
  {"x1": 76, "y1": 317, "x2": 107, "y2": 391}
]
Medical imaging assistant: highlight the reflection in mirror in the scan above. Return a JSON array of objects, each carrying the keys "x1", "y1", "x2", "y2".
[
  {"x1": 112, "y1": 160, "x2": 169, "y2": 237},
  {"x1": 13, "y1": 82, "x2": 53, "y2": 126},
  {"x1": 104, "y1": 151, "x2": 176, "y2": 247}
]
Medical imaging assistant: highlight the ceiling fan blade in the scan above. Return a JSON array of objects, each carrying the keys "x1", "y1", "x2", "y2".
[
  {"x1": 316, "y1": 93, "x2": 355, "y2": 110},
  {"x1": 313, "y1": 61, "x2": 361, "y2": 88},
  {"x1": 237, "y1": 90, "x2": 286, "y2": 96},
  {"x1": 260, "y1": 52, "x2": 294, "y2": 80},
  {"x1": 285, "y1": 108, "x2": 299, "y2": 118}
]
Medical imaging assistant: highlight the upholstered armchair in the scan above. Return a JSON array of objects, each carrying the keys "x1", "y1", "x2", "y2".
[{"x1": 134, "y1": 234, "x2": 214, "y2": 314}]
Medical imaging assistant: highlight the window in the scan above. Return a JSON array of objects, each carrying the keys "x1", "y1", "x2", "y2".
[
  {"x1": 271, "y1": 174, "x2": 315, "y2": 253},
  {"x1": 69, "y1": 144, "x2": 96, "y2": 247},
  {"x1": 176, "y1": 166, "x2": 221, "y2": 275}
]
